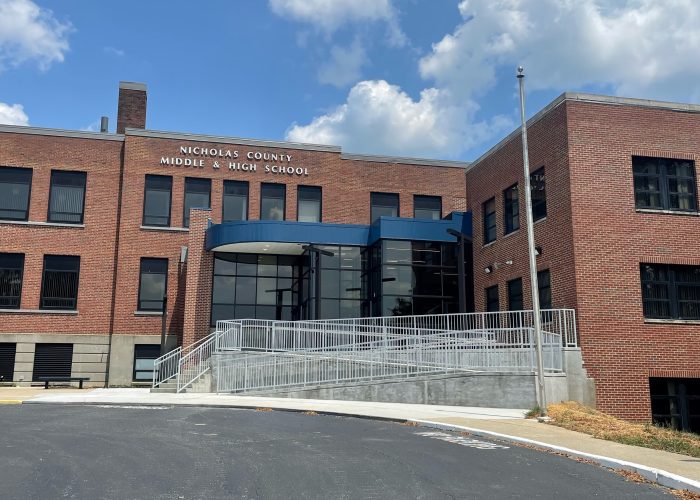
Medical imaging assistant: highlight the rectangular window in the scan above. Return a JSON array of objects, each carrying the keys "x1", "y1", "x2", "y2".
[
  {"x1": 485, "y1": 285, "x2": 499, "y2": 312},
  {"x1": 414, "y1": 195, "x2": 442, "y2": 220},
  {"x1": 32, "y1": 343, "x2": 73, "y2": 381},
  {"x1": 0, "y1": 342, "x2": 16, "y2": 382},
  {"x1": 138, "y1": 258, "x2": 168, "y2": 311},
  {"x1": 641, "y1": 264, "x2": 700, "y2": 320},
  {"x1": 370, "y1": 192, "x2": 399, "y2": 223},
  {"x1": 222, "y1": 180, "x2": 248, "y2": 222},
  {"x1": 48, "y1": 170, "x2": 86, "y2": 224},
  {"x1": 0, "y1": 253, "x2": 24, "y2": 309},
  {"x1": 260, "y1": 183, "x2": 286, "y2": 220},
  {"x1": 483, "y1": 197, "x2": 496, "y2": 244},
  {"x1": 650, "y1": 378, "x2": 700, "y2": 433},
  {"x1": 133, "y1": 344, "x2": 161, "y2": 382},
  {"x1": 142, "y1": 175, "x2": 172, "y2": 227},
  {"x1": 633, "y1": 156, "x2": 697, "y2": 212},
  {"x1": 40, "y1": 255, "x2": 80, "y2": 310},
  {"x1": 297, "y1": 185, "x2": 322, "y2": 222},
  {"x1": 538, "y1": 269, "x2": 551, "y2": 309},
  {"x1": 530, "y1": 167, "x2": 547, "y2": 221},
  {"x1": 183, "y1": 177, "x2": 211, "y2": 227},
  {"x1": 0, "y1": 166, "x2": 32, "y2": 221},
  {"x1": 503, "y1": 184, "x2": 519, "y2": 234},
  {"x1": 507, "y1": 278, "x2": 523, "y2": 311}
]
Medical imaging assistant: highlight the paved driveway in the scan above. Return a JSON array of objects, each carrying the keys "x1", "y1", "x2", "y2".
[{"x1": 0, "y1": 405, "x2": 672, "y2": 499}]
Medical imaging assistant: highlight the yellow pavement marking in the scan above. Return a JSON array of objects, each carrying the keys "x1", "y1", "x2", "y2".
[{"x1": 0, "y1": 400, "x2": 23, "y2": 404}]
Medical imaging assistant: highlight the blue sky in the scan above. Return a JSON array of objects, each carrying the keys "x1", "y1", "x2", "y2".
[{"x1": 1, "y1": 0, "x2": 698, "y2": 161}]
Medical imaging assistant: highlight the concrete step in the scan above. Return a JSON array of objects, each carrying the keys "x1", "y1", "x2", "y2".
[{"x1": 151, "y1": 380, "x2": 178, "y2": 393}]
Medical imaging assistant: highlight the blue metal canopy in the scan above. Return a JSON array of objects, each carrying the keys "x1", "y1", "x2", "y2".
[{"x1": 205, "y1": 212, "x2": 471, "y2": 252}]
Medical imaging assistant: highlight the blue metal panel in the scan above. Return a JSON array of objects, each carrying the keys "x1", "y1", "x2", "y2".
[{"x1": 205, "y1": 212, "x2": 473, "y2": 251}]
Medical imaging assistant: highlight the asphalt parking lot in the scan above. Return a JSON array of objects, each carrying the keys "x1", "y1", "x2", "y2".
[{"x1": 0, "y1": 404, "x2": 673, "y2": 499}]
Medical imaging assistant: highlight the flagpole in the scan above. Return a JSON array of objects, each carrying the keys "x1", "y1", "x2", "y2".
[{"x1": 517, "y1": 66, "x2": 547, "y2": 417}]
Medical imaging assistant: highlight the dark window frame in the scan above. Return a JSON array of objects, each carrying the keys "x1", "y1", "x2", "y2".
[
  {"x1": 370, "y1": 192, "x2": 399, "y2": 223},
  {"x1": 0, "y1": 253, "x2": 25, "y2": 309},
  {"x1": 485, "y1": 285, "x2": 499, "y2": 312},
  {"x1": 413, "y1": 195, "x2": 442, "y2": 220},
  {"x1": 222, "y1": 180, "x2": 249, "y2": 222},
  {"x1": 137, "y1": 258, "x2": 168, "y2": 312},
  {"x1": 483, "y1": 197, "x2": 497, "y2": 244},
  {"x1": 40, "y1": 255, "x2": 80, "y2": 311},
  {"x1": 530, "y1": 167, "x2": 547, "y2": 221},
  {"x1": 538, "y1": 269, "x2": 552, "y2": 309},
  {"x1": 297, "y1": 185, "x2": 322, "y2": 223},
  {"x1": 633, "y1": 156, "x2": 698, "y2": 212},
  {"x1": 0, "y1": 166, "x2": 33, "y2": 222},
  {"x1": 183, "y1": 177, "x2": 212, "y2": 228},
  {"x1": 503, "y1": 183, "x2": 519, "y2": 234},
  {"x1": 47, "y1": 170, "x2": 87, "y2": 224},
  {"x1": 507, "y1": 277, "x2": 523, "y2": 311},
  {"x1": 640, "y1": 263, "x2": 700, "y2": 320},
  {"x1": 133, "y1": 344, "x2": 161, "y2": 382},
  {"x1": 260, "y1": 182, "x2": 287, "y2": 221},
  {"x1": 142, "y1": 174, "x2": 173, "y2": 227}
]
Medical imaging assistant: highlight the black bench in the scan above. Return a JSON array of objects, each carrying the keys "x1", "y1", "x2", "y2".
[{"x1": 36, "y1": 377, "x2": 90, "y2": 389}]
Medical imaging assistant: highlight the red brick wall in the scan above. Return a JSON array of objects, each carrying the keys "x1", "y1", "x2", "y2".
[
  {"x1": 467, "y1": 98, "x2": 700, "y2": 421},
  {"x1": 465, "y1": 102, "x2": 578, "y2": 314},
  {"x1": 566, "y1": 100, "x2": 700, "y2": 420},
  {"x1": 116, "y1": 87, "x2": 147, "y2": 134},
  {"x1": 0, "y1": 132, "x2": 123, "y2": 335},
  {"x1": 182, "y1": 208, "x2": 213, "y2": 346}
]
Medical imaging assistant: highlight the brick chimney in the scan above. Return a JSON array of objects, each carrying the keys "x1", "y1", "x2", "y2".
[{"x1": 116, "y1": 81, "x2": 147, "y2": 134}]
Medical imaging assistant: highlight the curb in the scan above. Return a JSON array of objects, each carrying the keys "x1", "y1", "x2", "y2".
[
  {"x1": 0, "y1": 400, "x2": 22, "y2": 404},
  {"x1": 22, "y1": 399, "x2": 407, "y2": 423},
  {"x1": 410, "y1": 419, "x2": 700, "y2": 494}
]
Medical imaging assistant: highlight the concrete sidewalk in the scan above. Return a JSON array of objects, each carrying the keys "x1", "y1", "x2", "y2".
[{"x1": 10, "y1": 388, "x2": 700, "y2": 493}]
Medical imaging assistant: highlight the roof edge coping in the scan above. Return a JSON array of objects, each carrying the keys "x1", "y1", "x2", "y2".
[
  {"x1": 341, "y1": 152, "x2": 469, "y2": 168},
  {"x1": 119, "y1": 81, "x2": 147, "y2": 91},
  {"x1": 0, "y1": 123, "x2": 124, "y2": 141},
  {"x1": 468, "y1": 92, "x2": 700, "y2": 172},
  {"x1": 125, "y1": 128, "x2": 342, "y2": 153}
]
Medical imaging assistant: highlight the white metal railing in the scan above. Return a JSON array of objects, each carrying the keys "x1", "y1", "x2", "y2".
[
  {"x1": 214, "y1": 326, "x2": 563, "y2": 393},
  {"x1": 152, "y1": 330, "x2": 218, "y2": 389},
  {"x1": 152, "y1": 309, "x2": 576, "y2": 393},
  {"x1": 216, "y1": 309, "x2": 577, "y2": 352}
]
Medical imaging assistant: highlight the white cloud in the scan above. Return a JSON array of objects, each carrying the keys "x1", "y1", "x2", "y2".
[
  {"x1": 286, "y1": 80, "x2": 511, "y2": 158},
  {"x1": 0, "y1": 0, "x2": 71, "y2": 71},
  {"x1": 269, "y1": 0, "x2": 406, "y2": 46},
  {"x1": 317, "y1": 39, "x2": 367, "y2": 88},
  {"x1": 0, "y1": 102, "x2": 29, "y2": 125},
  {"x1": 419, "y1": 0, "x2": 700, "y2": 100},
  {"x1": 103, "y1": 46, "x2": 125, "y2": 57}
]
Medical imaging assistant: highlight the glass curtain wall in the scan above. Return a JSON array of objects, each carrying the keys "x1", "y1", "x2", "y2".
[
  {"x1": 368, "y1": 239, "x2": 461, "y2": 316},
  {"x1": 210, "y1": 253, "x2": 298, "y2": 324}
]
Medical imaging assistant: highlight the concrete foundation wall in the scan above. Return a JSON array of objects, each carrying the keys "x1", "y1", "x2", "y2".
[
  {"x1": 0, "y1": 333, "x2": 178, "y2": 387},
  {"x1": 108, "y1": 335, "x2": 178, "y2": 386},
  {"x1": 212, "y1": 347, "x2": 596, "y2": 409}
]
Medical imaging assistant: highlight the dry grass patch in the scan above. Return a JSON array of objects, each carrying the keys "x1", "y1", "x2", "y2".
[{"x1": 546, "y1": 402, "x2": 700, "y2": 458}]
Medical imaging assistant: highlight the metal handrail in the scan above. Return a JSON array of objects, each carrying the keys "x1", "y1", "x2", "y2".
[
  {"x1": 214, "y1": 326, "x2": 564, "y2": 393},
  {"x1": 153, "y1": 309, "x2": 576, "y2": 392}
]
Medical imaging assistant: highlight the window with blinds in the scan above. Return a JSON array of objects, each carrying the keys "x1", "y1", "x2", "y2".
[
  {"x1": 40, "y1": 255, "x2": 80, "y2": 310},
  {"x1": 48, "y1": 170, "x2": 86, "y2": 224},
  {"x1": 0, "y1": 253, "x2": 24, "y2": 309},
  {"x1": 0, "y1": 166, "x2": 32, "y2": 221}
]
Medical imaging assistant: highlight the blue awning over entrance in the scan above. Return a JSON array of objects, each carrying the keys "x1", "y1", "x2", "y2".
[{"x1": 205, "y1": 212, "x2": 471, "y2": 253}]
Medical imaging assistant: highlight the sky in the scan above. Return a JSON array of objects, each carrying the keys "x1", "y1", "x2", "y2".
[{"x1": 0, "y1": 0, "x2": 698, "y2": 161}]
